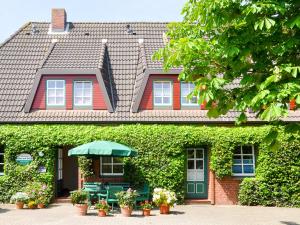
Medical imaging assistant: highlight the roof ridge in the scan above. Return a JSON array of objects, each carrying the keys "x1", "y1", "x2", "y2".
[
  {"x1": 0, "y1": 22, "x2": 31, "y2": 49},
  {"x1": 28, "y1": 21, "x2": 171, "y2": 24}
]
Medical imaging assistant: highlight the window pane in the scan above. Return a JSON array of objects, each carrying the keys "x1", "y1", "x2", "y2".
[
  {"x1": 83, "y1": 97, "x2": 91, "y2": 105},
  {"x1": 47, "y1": 97, "x2": 56, "y2": 105},
  {"x1": 0, "y1": 155, "x2": 3, "y2": 163},
  {"x1": 74, "y1": 89, "x2": 82, "y2": 97},
  {"x1": 48, "y1": 89, "x2": 56, "y2": 97},
  {"x1": 74, "y1": 97, "x2": 82, "y2": 105},
  {"x1": 187, "y1": 150, "x2": 194, "y2": 159},
  {"x1": 0, "y1": 164, "x2": 4, "y2": 173},
  {"x1": 102, "y1": 165, "x2": 112, "y2": 174},
  {"x1": 163, "y1": 97, "x2": 170, "y2": 104},
  {"x1": 74, "y1": 82, "x2": 82, "y2": 89},
  {"x1": 188, "y1": 160, "x2": 194, "y2": 169},
  {"x1": 154, "y1": 82, "x2": 162, "y2": 89},
  {"x1": 243, "y1": 155, "x2": 254, "y2": 164},
  {"x1": 233, "y1": 155, "x2": 242, "y2": 164},
  {"x1": 113, "y1": 165, "x2": 123, "y2": 174},
  {"x1": 56, "y1": 89, "x2": 64, "y2": 97},
  {"x1": 47, "y1": 80, "x2": 55, "y2": 88},
  {"x1": 163, "y1": 82, "x2": 170, "y2": 89},
  {"x1": 113, "y1": 157, "x2": 123, "y2": 163},
  {"x1": 196, "y1": 160, "x2": 203, "y2": 169},
  {"x1": 243, "y1": 146, "x2": 253, "y2": 154},
  {"x1": 243, "y1": 165, "x2": 254, "y2": 174},
  {"x1": 181, "y1": 97, "x2": 188, "y2": 104},
  {"x1": 232, "y1": 165, "x2": 242, "y2": 174},
  {"x1": 154, "y1": 88, "x2": 162, "y2": 97},
  {"x1": 83, "y1": 88, "x2": 91, "y2": 97},
  {"x1": 84, "y1": 82, "x2": 92, "y2": 89},
  {"x1": 56, "y1": 97, "x2": 64, "y2": 105},
  {"x1": 154, "y1": 97, "x2": 162, "y2": 104},
  {"x1": 191, "y1": 96, "x2": 198, "y2": 104},
  {"x1": 102, "y1": 157, "x2": 111, "y2": 164},
  {"x1": 234, "y1": 147, "x2": 241, "y2": 154},
  {"x1": 196, "y1": 150, "x2": 203, "y2": 159},
  {"x1": 56, "y1": 81, "x2": 64, "y2": 88}
]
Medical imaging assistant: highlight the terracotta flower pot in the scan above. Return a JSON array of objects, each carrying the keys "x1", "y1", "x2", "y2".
[
  {"x1": 159, "y1": 204, "x2": 170, "y2": 214},
  {"x1": 98, "y1": 209, "x2": 107, "y2": 217},
  {"x1": 38, "y1": 203, "x2": 45, "y2": 209},
  {"x1": 120, "y1": 206, "x2": 133, "y2": 217},
  {"x1": 75, "y1": 204, "x2": 88, "y2": 216},
  {"x1": 15, "y1": 202, "x2": 24, "y2": 209},
  {"x1": 143, "y1": 209, "x2": 151, "y2": 216},
  {"x1": 28, "y1": 204, "x2": 37, "y2": 209}
]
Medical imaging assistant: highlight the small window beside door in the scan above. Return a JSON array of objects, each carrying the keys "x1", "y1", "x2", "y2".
[
  {"x1": 232, "y1": 145, "x2": 255, "y2": 176},
  {"x1": 100, "y1": 157, "x2": 124, "y2": 176}
]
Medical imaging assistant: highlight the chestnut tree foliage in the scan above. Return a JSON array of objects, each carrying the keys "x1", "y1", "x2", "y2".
[{"x1": 154, "y1": 0, "x2": 300, "y2": 124}]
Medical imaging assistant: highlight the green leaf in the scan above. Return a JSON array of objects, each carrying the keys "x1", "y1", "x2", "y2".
[{"x1": 264, "y1": 18, "x2": 275, "y2": 30}]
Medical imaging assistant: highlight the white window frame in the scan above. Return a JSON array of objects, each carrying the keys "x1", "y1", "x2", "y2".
[
  {"x1": 73, "y1": 81, "x2": 93, "y2": 107},
  {"x1": 153, "y1": 81, "x2": 173, "y2": 106},
  {"x1": 46, "y1": 80, "x2": 65, "y2": 106},
  {"x1": 232, "y1": 145, "x2": 255, "y2": 176},
  {"x1": 0, "y1": 148, "x2": 4, "y2": 176},
  {"x1": 100, "y1": 157, "x2": 124, "y2": 176},
  {"x1": 181, "y1": 82, "x2": 199, "y2": 106}
]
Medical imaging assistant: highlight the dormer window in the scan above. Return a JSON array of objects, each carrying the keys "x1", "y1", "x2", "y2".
[
  {"x1": 74, "y1": 81, "x2": 93, "y2": 108},
  {"x1": 181, "y1": 82, "x2": 198, "y2": 106},
  {"x1": 46, "y1": 80, "x2": 65, "y2": 108}
]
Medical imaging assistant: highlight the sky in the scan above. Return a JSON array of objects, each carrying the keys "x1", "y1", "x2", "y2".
[{"x1": 0, "y1": 0, "x2": 186, "y2": 43}]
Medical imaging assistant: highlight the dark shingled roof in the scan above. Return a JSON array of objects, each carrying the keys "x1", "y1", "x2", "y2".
[{"x1": 0, "y1": 22, "x2": 299, "y2": 123}]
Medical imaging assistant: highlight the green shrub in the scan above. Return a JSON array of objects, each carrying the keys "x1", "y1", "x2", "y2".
[{"x1": 239, "y1": 178, "x2": 262, "y2": 206}]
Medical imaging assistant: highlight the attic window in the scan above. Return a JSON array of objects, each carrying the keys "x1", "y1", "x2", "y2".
[
  {"x1": 84, "y1": 32, "x2": 90, "y2": 36},
  {"x1": 25, "y1": 32, "x2": 31, "y2": 35}
]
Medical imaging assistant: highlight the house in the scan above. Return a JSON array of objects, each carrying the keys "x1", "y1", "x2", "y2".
[{"x1": 0, "y1": 9, "x2": 299, "y2": 205}]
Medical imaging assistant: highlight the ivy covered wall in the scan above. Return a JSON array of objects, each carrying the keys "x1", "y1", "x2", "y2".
[{"x1": 0, "y1": 124, "x2": 298, "y2": 207}]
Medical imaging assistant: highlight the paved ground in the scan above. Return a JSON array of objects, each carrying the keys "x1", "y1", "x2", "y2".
[{"x1": 0, "y1": 203, "x2": 299, "y2": 225}]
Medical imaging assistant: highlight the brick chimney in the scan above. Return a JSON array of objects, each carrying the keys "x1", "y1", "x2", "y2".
[{"x1": 51, "y1": 8, "x2": 67, "y2": 32}]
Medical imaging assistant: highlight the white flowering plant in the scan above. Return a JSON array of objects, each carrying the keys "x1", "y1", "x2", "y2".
[
  {"x1": 152, "y1": 188, "x2": 177, "y2": 207},
  {"x1": 10, "y1": 192, "x2": 29, "y2": 203}
]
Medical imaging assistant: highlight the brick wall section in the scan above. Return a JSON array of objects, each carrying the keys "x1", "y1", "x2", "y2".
[
  {"x1": 52, "y1": 9, "x2": 66, "y2": 31},
  {"x1": 214, "y1": 177, "x2": 241, "y2": 205},
  {"x1": 139, "y1": 74, "x2": 205, "y2": 110},
  {"x1": 32, "y1": 75, "x2": 107, "y2": 110}
]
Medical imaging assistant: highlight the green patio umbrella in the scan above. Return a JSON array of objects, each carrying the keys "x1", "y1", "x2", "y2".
[{"x1": 68, "y1": 141, "x2": 137, "y2": 157}]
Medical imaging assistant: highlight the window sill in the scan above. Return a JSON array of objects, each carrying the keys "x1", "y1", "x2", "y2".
[{"x1": 232, "y1": 174, "x2": 255, "y2": 179}]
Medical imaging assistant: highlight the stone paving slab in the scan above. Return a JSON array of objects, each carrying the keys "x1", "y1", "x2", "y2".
[{"x1": 0, "y1": 203, "x2": 299, "y2": 225}]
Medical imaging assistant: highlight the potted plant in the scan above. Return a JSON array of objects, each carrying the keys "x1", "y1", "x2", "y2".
[
  {"x1": 24, "y1": 182, "x2": 49, "y2": 208},
  {"x1": 95, "y1": 199, "x2": 110, "y2": 217},
  {"x1": 116, "y1": 188, "x2": 138, "y2": 217},
  {"x1": 10, "y1": 192, "x2": 29, "y2": 209},
  {"x1": 27, "y1": 200, "x2": 38, "y2": 209},
  {"x1": 152, "y1": 188, "x2": 177, "y2": 214},
  {"x1": 140, "y1": 200, "x2": 153, "y2": 216},
  {"x1": 70, "y1": 190, "x2": 88, "y2": 216},
  {"x1": 36, "y1": 196, "x2": 47, "y2": 208}
]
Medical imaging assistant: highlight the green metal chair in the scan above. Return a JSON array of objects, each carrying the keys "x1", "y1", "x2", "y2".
[
  {"x1": 135, "y1": 184, "x2": 150, "y2": 208},
  {"x1": 98, "y1": 186, "x2": 123, "y2": 211},
  {"x1": 82, "y1": 182, "x2": 101, "y2": 206}
]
